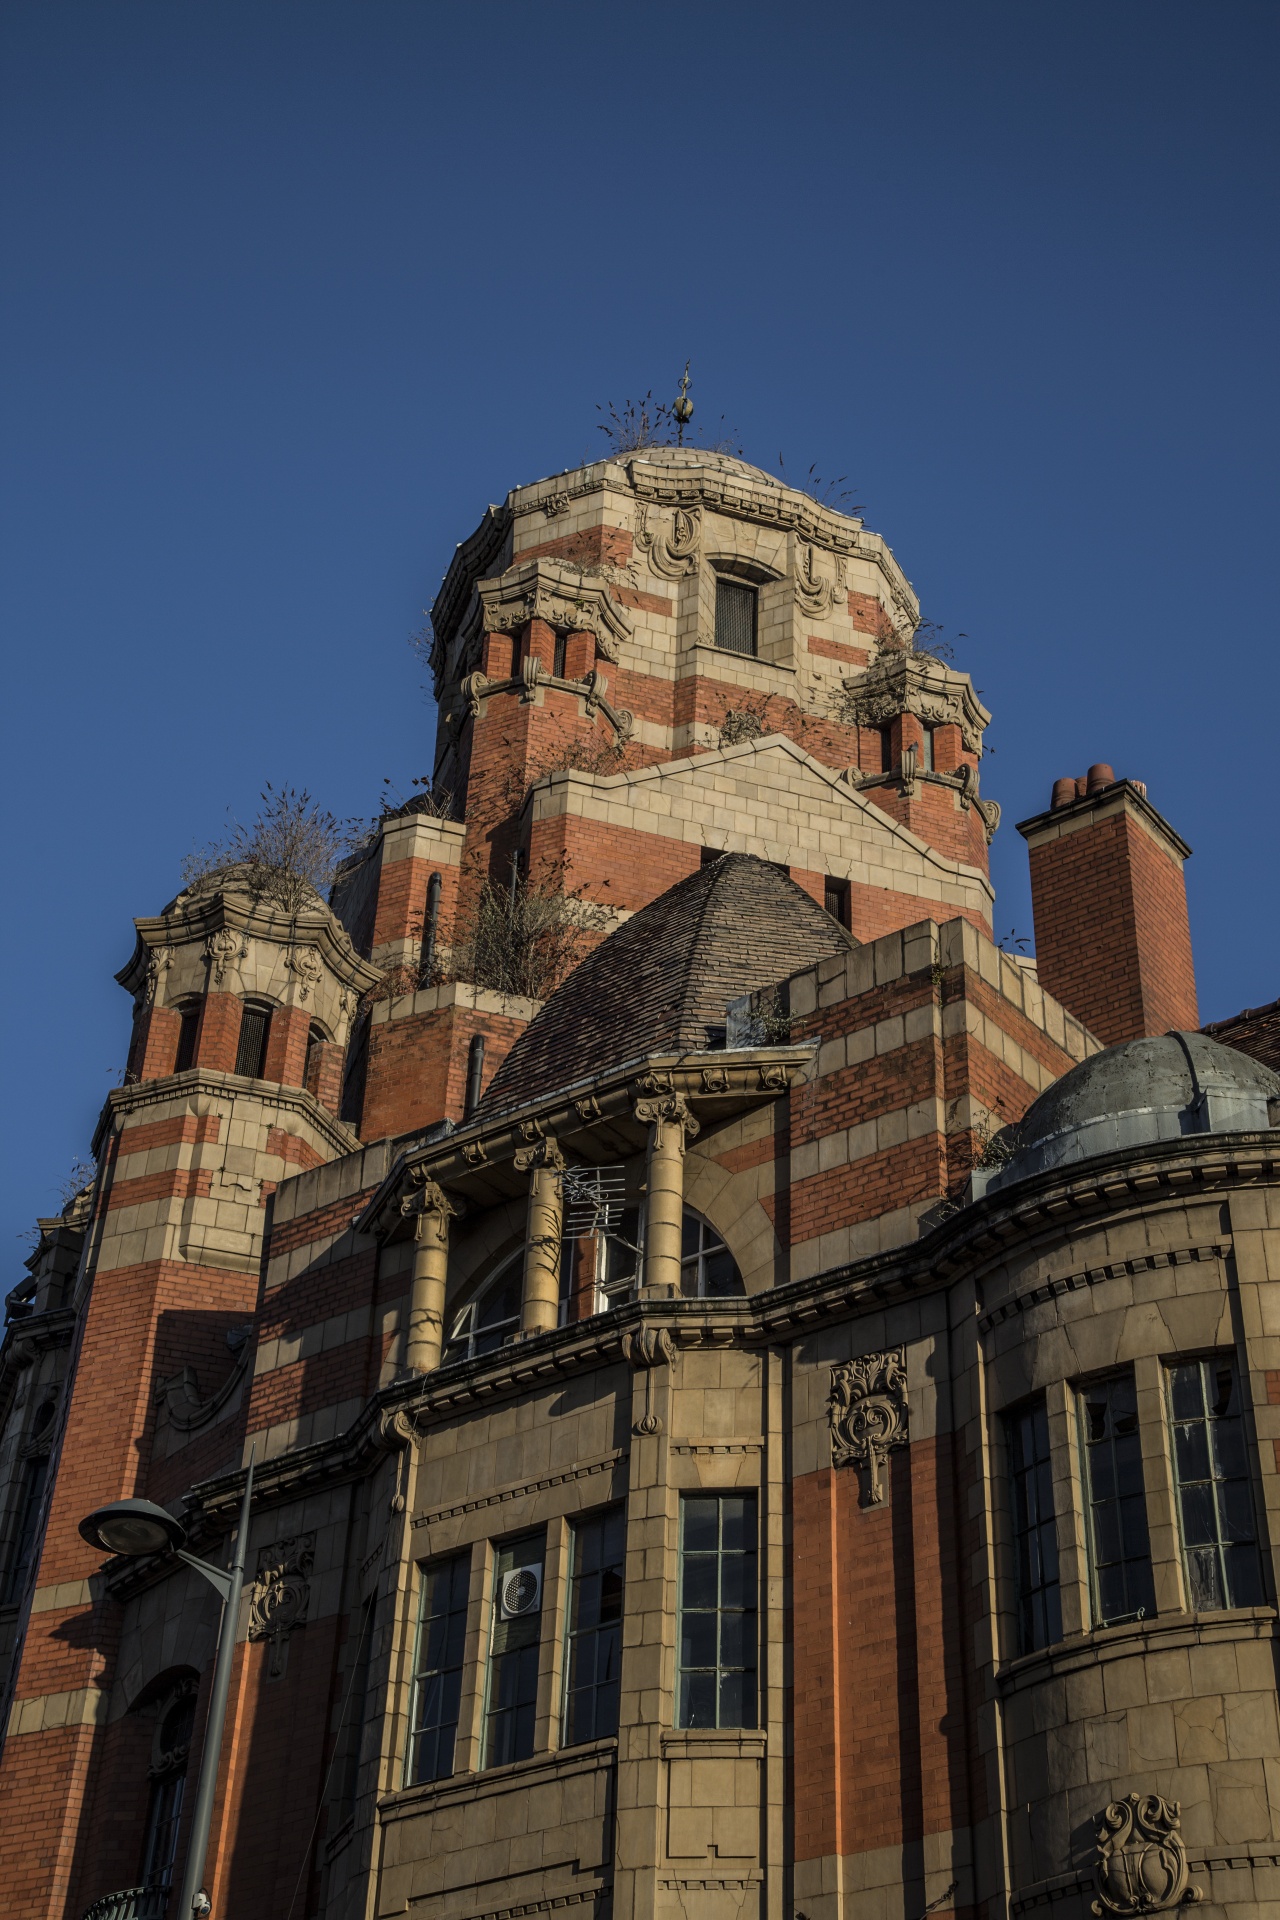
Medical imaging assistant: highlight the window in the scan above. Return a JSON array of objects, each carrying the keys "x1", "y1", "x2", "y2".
[
  {"x1": 235, "y1": 1001, "x2": 272, "y2": 1079},
  {"x1": 1079, "y1": 1373, "x2": 1156, "y2": 1627},
  {"x1": 304, "y1": 1024, "x2": 327, "y2": 1090},
  {"x1": 1167, "y1": 1356, "x2": 1263, "y2": 1611},
  {"x1": 553, "y1": 631, "x2": 568, "y2": 679},
  {"x1": 483, "y1": 1533, "x2": 545, "y2": 1767},
  {"x1": 878, "y1": 725, "x2": 895, "y2": 774},
  {"x1": 918, "y1": 725, "x2": 935, "y2": 773},
  {"x1": 563, "y1": 1507, "x2": 625, "y2": 1745},
  {"x1": 407, "y1": 1557, "x2": 469, "y2": 1784},
  {"x1": 465, "y1": 1034, "x2": 486, "y2": 1118},
  {"x1": 421, "y1": 872, "x2": 443, "y2": 981},
  {"x1": 1006, "y1": 1400, "x2": 1062, "y2": 1653},
  {"x1": 824, "y1": 877, "x2": 851, "y2": 930},
  {"x1": 140, "y1": 1690, "x2": 195, "y2": 1891},
  {"x1": 714, "y1": 577, "x2": 757, "y2": 657},
  {"x1": 444, "y1": 1257, "x2": 523, "y2": 1364},
  {"x1": 597, "y1": 1205, "x2": 643, "y2": 1309},
  {"x1": 679, "y1": 1215, "x2": 744, "y2": 1298},
  {"x1": 174, "y1": 1001, "x2": 201, "y2": 1073},
  {"x1": 2, "y1": 1455, "x2": 47, "y2": 1606},
  {"x1": 677, "y1": 1493, "x2": 757, "y2": 1729}
]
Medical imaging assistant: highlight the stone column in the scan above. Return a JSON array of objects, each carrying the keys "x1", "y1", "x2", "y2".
[
  {"x1": 400, "y1": 1174, "x2": 457, "y2": 1372},
  {"x1": 514, "y1": 1137, "x2": 565, "y2": 1335},
  {"x1": 634, "y1": 1093, "x2": 699, "y2": 1297}
]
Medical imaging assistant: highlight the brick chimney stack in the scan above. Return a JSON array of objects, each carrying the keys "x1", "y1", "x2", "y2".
[{"x1": 1017, "y1": 765, "x2": 1198, "y2": 1046}]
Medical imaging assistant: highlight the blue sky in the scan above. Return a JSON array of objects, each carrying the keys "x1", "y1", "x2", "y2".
[{"x1": 3, "y1": 2, "x2": 1278, "y2": 1253}]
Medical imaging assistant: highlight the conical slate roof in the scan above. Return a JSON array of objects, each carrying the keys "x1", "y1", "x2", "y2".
[{"x1": 477, "y1": 854, "x2": 854, "y2": 1117}]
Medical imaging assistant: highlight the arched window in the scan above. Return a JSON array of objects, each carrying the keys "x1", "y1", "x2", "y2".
[
  {"x1": 679, "y1": 1213, "x2": 744, "y2": 1298},
  {"x1": 443, "y1": 1255, "x2": 522, "y2": 1364},
  {"x1": 140, "y1": 1683, "x2": 196, "y2": 1893},
  {"x1": 234, "y1": 999, "x2": 273, "y2": 1079},
  {"x1": 421, "y1": 872, "x2": 443, "y2": 981}
]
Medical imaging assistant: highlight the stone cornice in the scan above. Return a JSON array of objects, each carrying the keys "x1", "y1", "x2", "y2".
[
  {"x1": 117, "y1": 894, "x2": 382, "y2": 1001},
  {"x1": 475, "y1": 557, "x2": 633, "y2": 662},
  {"x1": 838, "y1": 650, "x2": 991, "y2": 752},
  {"x1": 353, "y1": 1045, "x2": 815, "y2": 1238},
  {"x1": 429, "y1": 501, "x2": 512, "y2": 677},
  {"x1": 91, "y1": 1069, "x2": 360, "y2": 1161},
  {"x1": 1015, "y1": 779, "x2": 1193, "y2": 862}
]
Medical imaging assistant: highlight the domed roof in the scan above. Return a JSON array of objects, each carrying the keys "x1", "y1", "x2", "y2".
[
  {"x1": 476, "y1": 854, "x2": 853, "y2": 1118},
  {"x1": 985, "y1": 1031, "x2": 1280, "y2": 1193}
]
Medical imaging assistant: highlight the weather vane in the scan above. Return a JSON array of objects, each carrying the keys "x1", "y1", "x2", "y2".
[{"x1": 674, "y1": 362, "x2": 693, "y2": 444}]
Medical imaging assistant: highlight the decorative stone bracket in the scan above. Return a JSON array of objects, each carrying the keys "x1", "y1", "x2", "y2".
[
  {"x1": 828, "y1": 1349, "x2": 909, "y2": 1504},
  {"x1": 1091, "y1": 1793, "x2": 1202, "y2": 1916},
  {"x1": 622, "y1": 1324, "x2": 677, "y2": 1435},
  {"x1": 461, "y1": 661, "x2": 634, "y2": 744},
  {"x1": 248, "y1": 1531, "x2": 315, "y2": 1679},
  {"x1": 476, "y1": 557, "x2": 633, "y2": 661},
  {"x1": 845, "y1": 756, "x2": 1001, "y2": 844}
]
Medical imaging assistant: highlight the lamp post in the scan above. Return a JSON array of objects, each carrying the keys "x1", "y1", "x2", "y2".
[{"x1": 79, "y1": 1454, "x2": 255, "y2": 1920}]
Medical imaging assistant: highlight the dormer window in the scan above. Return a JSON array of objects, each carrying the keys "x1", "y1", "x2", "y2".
[
  {"x1": 235, "y1": 1001, "x2": 272, "y2": 1080},
  {"x1": 714, "y1": 578, "x2": 758, "y2": 658}
]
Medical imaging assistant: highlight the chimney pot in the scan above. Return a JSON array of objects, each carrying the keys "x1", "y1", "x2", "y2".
[
  {"x1": 1050, "y1": 777, "x2": 1077, "y2": 811},
  {"x1": 1086, "y1": 762, "x2": 1116, "y2": 795}
]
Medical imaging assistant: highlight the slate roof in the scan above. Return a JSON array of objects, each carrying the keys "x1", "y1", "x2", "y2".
[
  {"x1": 1203, "y1": 997, "x2": 1280, "y2": 1076},
  {"x1": 476, "y1": 854, "x2": 854, "y2": 1117}
]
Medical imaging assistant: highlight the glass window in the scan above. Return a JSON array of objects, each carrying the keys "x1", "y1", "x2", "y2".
[
  {"x1": 879, "y1": 725, "x2": 895, "y2": 774},
  {"x1": 824, "y1": 877, "x2": 851, "y2": 930},
  {"x1": 2, "y1": 1455, "x2": 47, "y2": 1606},
  {"x1": 407, "y1": 1557, "x2": 469, "y2": 1784},
  {"x1": 444, "y1": 1258, "x2": 523, "y2": 1364},
  {"x1": 597, "y1": 1205, "x2": 643, "y2": 1309},
  {"x1": 1168, "y1": 1356, "x2": 1264, "y2": 1611},
  {"x1": 140, "y1": 1691, "x2": 194, "y2": 1890},
  {"x1": 679, "y1": 1215, "x2": 744, "y2": 1299},
  {"x1": 563, "y1": 1507, "x2": 626, "y2": 1746},
  {"x1": 483, "y1": 1533, "x2": 545, "y2": 1768},
  {"x1": 1006, "y1": 1400, "x2": 1062, "y2": 1653},
  {"x1": 714, "y1": 578, "x2": 757, "y2": 657},
  {"x1": 1079, "y1": 1373, "x2": 1156, "y2": 1627},
  {"x1": 174, "y1": 1002, "x2": 201, "y2": 1074},
  {"x1": 677, "y1": 1493, "x2": 757, "y2": 1729},
  {"x1": 918, "y1": 725, "x2": 935, "y2": 773},
  {"x1": 235, "y1": 1002, "x2": 272, "y2": 1079}
]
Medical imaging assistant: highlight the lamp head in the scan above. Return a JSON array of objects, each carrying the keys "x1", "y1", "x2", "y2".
[{"x1": 78, "y1": 1497, "x2": 187, "y2": 1558}]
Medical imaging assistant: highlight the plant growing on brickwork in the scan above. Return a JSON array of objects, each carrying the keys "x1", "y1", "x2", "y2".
[
  {"x1": 497, "y1": 722, "x2": 630, "y2": 816},
  {"x1": 717, "y1": 699, "x2": 771, "y2": 747},
  {"x1": 378, "y1": 775, "x2": 456, "y2": 822},
  {"x1": 57, "y1": 1157, "x2": 96, "y2": 1208},
  {"x1": 181, "y1": 786, "x2": 360, "y2": 915},
  {"x1": 451, "y1": 857, "x2": 613, "y2": 1002},
  {"x1": 968, "y1": 1114, "x2": 1022, "y2": 1172}
]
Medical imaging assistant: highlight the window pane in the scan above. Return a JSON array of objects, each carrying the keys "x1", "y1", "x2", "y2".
[
  {"x1": 1168, "y1": 1355, "x2": 1263, "y2": 1612},
  {"x1": 1007, "y1": 1400, "x2": 1062, "y2": 1653},
  {"x1": 677, "y1": 1493, "x2": 757, "y2": 1730},
  {"x1": 407, "y1": 1555, "x2": 470, "y2": 1784},
  {"x1": 1080, "y1": 1374, "x2": 1156, "y2": 1627},
  {"x1": 714, "y1": 579, "x2": 757, "y2": 657},
  {"x1": 234, "y1": 1004, "x2": 271, "y2": 1079},
  {"x1": 564, "y1": 1507, "x2": 626, "y2": 1746},
  {"x1": 483, "y1": 1535, "x2": 545, "y2": 1768}
]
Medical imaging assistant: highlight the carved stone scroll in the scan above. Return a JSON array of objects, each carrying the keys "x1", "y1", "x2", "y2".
[
  {"x1": 635, "y1": 502, "x2": 701, "y2": 579},
  {"x1": 828, "y1": 1349, "x2": 909, "y2": 1504},
  {"x1": 622, "y1": 1324, "x2": 677, "y2": 1434},
  {"x1": 795, "y1": 539, "x2": 836, "y2": 616},
  {"x1": 1091, "y1": 1793, "x2": 1202, "y2": 1916},
  {"x1": 248, "y1": 1532, "x2": 315, "y2": 1678}
]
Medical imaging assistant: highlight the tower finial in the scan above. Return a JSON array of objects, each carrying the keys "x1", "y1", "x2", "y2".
[{"x1": 674, "y1": 362, "x2": 693, "y2": 445}]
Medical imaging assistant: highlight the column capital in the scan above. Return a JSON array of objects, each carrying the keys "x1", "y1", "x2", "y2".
[
  {"x1": 633, "y1": 1092, "x2": 700, "y2": 1145},
  {"x1": 400, "y1": 1171, "x2": 458, "y2": 1229},
  {"x1": 513, "y1": 1136, "x2": 566, "y2": 1174}
]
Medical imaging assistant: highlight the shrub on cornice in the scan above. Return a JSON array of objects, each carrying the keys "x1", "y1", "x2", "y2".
[
  {"x1": 181, "y1": 785, "x2": 358, "y2": 917},
  {"x1": 450, "y1": 857, "x2": 613, "y2": 1002}
]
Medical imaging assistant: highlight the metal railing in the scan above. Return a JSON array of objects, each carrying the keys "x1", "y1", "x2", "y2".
[{"x1": 81, "y1": 1886, "x2": 169, "y2": 1920}]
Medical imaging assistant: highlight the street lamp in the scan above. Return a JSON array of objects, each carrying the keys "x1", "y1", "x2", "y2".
[{"x1": 79, "y1": 1454, "x2": 255, "y2": 1920}]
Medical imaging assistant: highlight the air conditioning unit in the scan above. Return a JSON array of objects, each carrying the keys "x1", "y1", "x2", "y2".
[{"x1": 499, "y1": 1565, "x2": 542, "y2": 1619}]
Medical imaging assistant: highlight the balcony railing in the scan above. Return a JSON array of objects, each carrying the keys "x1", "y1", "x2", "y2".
[{"x1": 82, "y1": 1887, "x2": 169, "y2": 1920}]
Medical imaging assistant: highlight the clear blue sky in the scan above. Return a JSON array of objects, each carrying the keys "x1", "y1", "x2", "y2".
[{"x1": 3, "y1": 2, "x2": 1278, "y2": 1254}]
